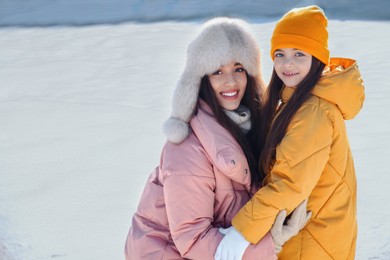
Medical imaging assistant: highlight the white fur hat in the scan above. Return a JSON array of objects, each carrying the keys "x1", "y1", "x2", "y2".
[{"x1": 163, "y1": 17, "x2": 264, "y2": 144}]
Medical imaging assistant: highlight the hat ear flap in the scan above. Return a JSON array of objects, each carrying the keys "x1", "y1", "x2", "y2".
[
  {"x1": 171, "y1": 70, "x2": 202, "y2": 122},
  {"x1": 163, "y1": 70, "x2": 201, "y2": 144},
  {"x1": 162, "y1": 117, "x2": 190, "y2": 144}
]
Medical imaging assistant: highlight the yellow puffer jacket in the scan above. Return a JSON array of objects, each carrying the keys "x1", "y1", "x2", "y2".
[{"x1": 232, "y1": 58, "x2": 365, "y2": 259}]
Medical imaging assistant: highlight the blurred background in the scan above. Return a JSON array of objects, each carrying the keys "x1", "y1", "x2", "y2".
[{"x1": 1, "y1": 0, "x2": 389, "y2": 27}]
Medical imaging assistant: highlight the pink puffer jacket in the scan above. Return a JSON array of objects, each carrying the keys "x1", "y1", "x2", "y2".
[{"x1": 125, "y1": 100, "x2": 275, "y2": 260}]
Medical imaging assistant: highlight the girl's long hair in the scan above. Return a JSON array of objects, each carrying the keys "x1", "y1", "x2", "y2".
[
  {"x1": 198, "y1": 72, "x2": 265, "y2": 188},
  {"x1": 260, "y1": 56, "x2": 326, "y2": 176}
]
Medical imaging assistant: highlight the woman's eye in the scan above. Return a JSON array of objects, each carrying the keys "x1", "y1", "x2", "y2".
[
  {"x1": 295, "y1": 52, "x2": 305, "y2": 57},
  {"x1": 236, "y1": 67, "x2": 245, "y2": 73},
  {"x1": 212, "y1": 70, "x2": 222, "y2": 75}
]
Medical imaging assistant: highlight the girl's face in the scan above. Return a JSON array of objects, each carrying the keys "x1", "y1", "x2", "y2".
[
  {"x1": 208, "y1": 61, "x2": 247, "y2": 111},
  {"x1": 273, "y1": 48, "x2": 312, "y2": 88}
]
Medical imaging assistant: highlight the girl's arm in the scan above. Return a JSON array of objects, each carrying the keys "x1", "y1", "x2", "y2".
[
  {"x1": 233, "y1": 102, "x2": 333, "y2": 244},
  {"x1": 215, "y1": 199, "x2": 311, "y2": 259},
  {"x1": 164, "y1": 172, "x2": 277, "y2": 260}
]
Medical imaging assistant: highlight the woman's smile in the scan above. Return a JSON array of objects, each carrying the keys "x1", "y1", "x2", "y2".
[{"x1": 221, "y1": 89, "x2": 239, "y2": 99}]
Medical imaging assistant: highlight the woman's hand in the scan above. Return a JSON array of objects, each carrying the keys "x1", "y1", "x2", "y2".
[{"x1": 214, "y1": 226, "x2": 250, "y2": 260}]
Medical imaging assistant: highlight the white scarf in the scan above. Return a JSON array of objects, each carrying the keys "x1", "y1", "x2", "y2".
[{"x1": 224, "y1": 105, "x2": 252, "y2": 134}]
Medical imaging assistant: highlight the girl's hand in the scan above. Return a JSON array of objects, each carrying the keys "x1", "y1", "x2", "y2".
[{"x1": 270, "y1": 199, "x2": 312, "y2": 253}]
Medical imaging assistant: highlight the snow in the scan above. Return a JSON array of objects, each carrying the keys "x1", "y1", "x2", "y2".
[{"x1": 1, "y1": 1, "x2": 390, "y2": 259}]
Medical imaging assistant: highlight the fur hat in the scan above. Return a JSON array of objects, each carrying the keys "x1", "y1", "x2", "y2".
[
  {"x1": 271, "y1": 5, "x2": 329, "y2": 65},
  {"x1": 163, "y1": 17, "x2": 264, "y2": 144}
]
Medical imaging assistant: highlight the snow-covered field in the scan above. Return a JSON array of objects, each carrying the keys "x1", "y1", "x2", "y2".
[{"x1": 1, "y1": 3, "x2": 390, "y2": 259}]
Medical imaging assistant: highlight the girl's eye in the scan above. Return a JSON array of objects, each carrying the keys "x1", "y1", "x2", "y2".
[
  {"x1": 212, "y1": 70, "x2": 222, "y2": 75},
  {"x1": 236, "y1": 67, "x2": 245, "y2": 73},
  {"x1": 295, "y1": 52, "x2": 305, "y2": 57},
  {"x1": 274, "y1": 52, "x2": 283, "y2": 58}
]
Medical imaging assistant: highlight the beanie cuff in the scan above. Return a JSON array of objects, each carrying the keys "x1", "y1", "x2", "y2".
[{"x1": 271, "y1": 34, "x2": 329, "y2": 65}]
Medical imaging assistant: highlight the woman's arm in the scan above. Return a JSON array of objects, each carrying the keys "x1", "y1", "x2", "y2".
[
  {"x1": 162, "y1": 140, "x2": 276, "y2": 259},
  {"x1": 164, "y1": 172, "x2": 222, "y2": 259},
  {"x1": 161, "y1": 136, "x2": 224, "y2": 259}
]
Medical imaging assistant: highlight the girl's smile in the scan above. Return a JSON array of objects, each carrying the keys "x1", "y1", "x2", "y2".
[{"x1": 283, "y1": 72, "x2": 299, "y2": 76}]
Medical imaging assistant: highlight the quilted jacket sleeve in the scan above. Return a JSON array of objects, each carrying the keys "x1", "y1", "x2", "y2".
[
  {"x1": 232, "y1": 100, "x2": 333, "y2": 244},
  {"x1": 162, "y1": 138, "x2": 275, "y2": 259}
]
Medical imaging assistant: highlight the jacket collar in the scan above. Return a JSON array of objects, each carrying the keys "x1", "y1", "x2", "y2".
[{"x1": 189, "y1": 100, "x2": 251, "y2": 189}]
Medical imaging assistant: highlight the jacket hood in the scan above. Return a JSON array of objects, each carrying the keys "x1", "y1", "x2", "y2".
[
  {"x1": 282, "y1": 57, "x2": 365, "y2": 120},
  {"x1": 313, "y1": 57, "x2": 365, "y2": 119}
]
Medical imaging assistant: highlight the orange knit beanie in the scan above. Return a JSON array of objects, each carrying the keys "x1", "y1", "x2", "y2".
[{"x1": 270, "y1": 5, "x2": 329, "y2": 65}]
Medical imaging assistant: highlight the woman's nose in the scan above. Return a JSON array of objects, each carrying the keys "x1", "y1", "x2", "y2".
[{"x1": 224, "y1": 73, "x2": 236, "y2": 86}]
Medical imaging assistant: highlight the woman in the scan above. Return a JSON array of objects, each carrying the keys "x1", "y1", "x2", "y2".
[
  {"x1": 125, "y1": 17, "x2": 310, "y2": 260},
  {"x1": 216, "y1": 6, "x2": 365, "y2": 260}
]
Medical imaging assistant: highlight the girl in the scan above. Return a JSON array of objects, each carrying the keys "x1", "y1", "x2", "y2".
[
  {"x1": 125, "y1": 17, "x2": 310, "y2": 260},
  {"x1": 216, "y1": 5, "x2": 365, "y2": 260}
]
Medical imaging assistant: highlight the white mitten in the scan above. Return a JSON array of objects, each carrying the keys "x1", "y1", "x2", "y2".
[
  {"x1": 270, "y1": 199, "x2": 312, "y2": 253},
  {"x1": 214, "y1": 226, "x2": 250, "y2": 260}
]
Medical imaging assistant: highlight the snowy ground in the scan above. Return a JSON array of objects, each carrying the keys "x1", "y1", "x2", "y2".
[{"x1": 1, "y1": 19, "x2": 390, "y2": 259}]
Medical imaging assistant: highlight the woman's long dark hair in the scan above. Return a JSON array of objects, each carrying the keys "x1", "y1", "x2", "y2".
[
  {"x1": 198, "y1": 72, "x2": 265, "y2": 188},
  {"x1": 260, "y1": 56, "x2": 326, "y2": 176}
]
